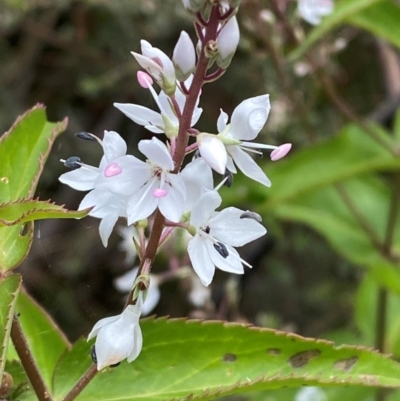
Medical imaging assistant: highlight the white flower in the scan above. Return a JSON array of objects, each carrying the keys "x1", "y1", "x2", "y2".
[
  {"x1": 298, "y1": 0, "x2": 334, "y2": 25},
  {"x1": 126, "y1": 137, "x2": 186, "y2": 224},
  {"x1": 189, "y1": 274, "x2": 211, "y2": 307},
  {"x1": 88, "y1": 305, "x2": 143, "y2": 370},
  {"x1": 180, "y1": 157, "x2": 214, "y2": 213},
  {"x1": 79, "y1": 189, "x2": 127, "y2": 247},
  {"x1": 216, "y1": 16, "x2": 240, "y2": 69},
  {"x1": 132, "y1": 40, "x2": 176, "y2": 94},
  {"x1": 114, "y1": 74, "x2": 202, "y2": 139},
  {"x1": 59, "y1": 131, "x2": 147, "y2": 196},
  {"x1": 197, "y1": 94, "x2": 291, "y2": 186},
  {"x1": 173, "y1": 31, "x2": 196, "y2": 81},
  {"x1": 187, "y1": 191, "x2": 266, "y2": 286},
  {"x1": 114, "y1": 267, "x2": 160, "y2": 315},
  {"x1": 118, "y1": 225, "x2": 139, "y2": 264}
]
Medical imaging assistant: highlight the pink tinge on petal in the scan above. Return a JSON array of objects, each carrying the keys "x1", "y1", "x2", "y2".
[
  {"x1": 270, "y1": 143, "x2": 292, "y2": 161},
  {"x1": 152, "y1": 188, "x2": 168, "y2": 198},
  {"x1": 137, "y1": 71, "x2": 154, "y2": 88},
  {"x1": 104, "y1": 162, "x2": 123, "y2": 177}
]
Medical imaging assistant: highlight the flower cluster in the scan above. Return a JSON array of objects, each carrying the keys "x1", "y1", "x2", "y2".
[{"x1": 60, "y1": 0, "x2": 292, "y2": 371}]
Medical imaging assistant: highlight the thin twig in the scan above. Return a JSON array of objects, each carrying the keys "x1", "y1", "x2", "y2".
[{"x1": 62, "y1": 365, "x2": 98, "y2": 401}]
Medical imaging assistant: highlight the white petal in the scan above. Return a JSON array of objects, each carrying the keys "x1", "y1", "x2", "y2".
[
  {"x1": 298, "y1": 0, "x2": 333, "y2": 25},
  {"x1": 102, "y1": 131, "x2": 127, "y2": 163},
  {"x1": 158, "y1": 174, "x2": 186, "y2": 222},
  {"x1": 198, "y1": 135, "x2": 227, "y2": 175},
  {"x1": 59, "y1": 166, "x2": 99, "y2": 191},
  {"x1": 226, "y1": 155, "x2": 237, "y2": 173},
  {"x1": 181, "y1": 158, "x2": 214, "y2": 212},
  {"x1": 228, "y1": 145, "x2": 271, "y2": 187},
  {"x1": 95, "y1": 155, "x2": 151, "y2": 196},
  {"x1": 140, "y1": 40, "x2": 175, "y2": 84},
  {"x1": 126, "y1": 324, "x2": 143, "y2": 362},
  {"x1": 188, "y1": 235, "x2": 215, "y2": 286},
  {"x1": 191, "y1": 106, "x2": 203, "y2": 128},
  {"x1": 141, "y1": 279, "x2": 161, "y2": 315},
  {"x1": 114, "y1": 103, "x2": 164, "y2": 132},
  {"x1": 190, "y1": 191, "x2": 221, "y2": 228},
  {"x1": 114, "y1": 268, "x2": 138, "y2": 292},
  {"x1": 157, "y1": 91, "x2": 179, "y2": 124},
  {"x1": 131, "y1": 52, "x2": 162, "y2": 80},
  {"x1": 173, "y1": 31, "x2": 196, "y2": 78},
  {"x1": 206, "y1": 241, "x2": 244, "y2": 275},
  {"x1": 217, "y1": 109, "x2": 229, "y2": 132},
  {"x1": 99, "y1": 212, "x2": 119, "y2": 247},
  {"x1": 79, "y1": 189, "x2": 122, "y2": 218},
  {"x1": 209, "y1": 207, "x2": 266, "y2": 246},
  {"x1": 94, "y1": 305, "x2": 141, "y2": 369},
  {"x1": 217, "y1": 16, "x2": 240, "y2": 65},
  {"x1": 127, "y1": 180, "x2": 158, "y2": 225},
  {"x1": 139, "y1": 137, "x2": 174, "y2": 171},
  {"x1": 230, "y1": 95, "x2": 270, "y2": 141},
  {"x1": 87, "y1": 315, "x2": 120, "y2": 340}
]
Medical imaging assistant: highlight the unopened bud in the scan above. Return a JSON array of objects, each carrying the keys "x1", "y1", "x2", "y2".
[
  {"x1": 197, "y1": 133, "x2": 227, "y2": 175},
  {"x1": 240, "y1": 211, "x2": 262, "y2": 223},
  {"x1": 216, "y1": 16, "x2": 240, "y2": 69},
  {"x1": 0, "y1": 372, "x2": 13, "y2": 398},
  {"x1": 173, "y1": 31, "x2": 196, "y2": 81}
]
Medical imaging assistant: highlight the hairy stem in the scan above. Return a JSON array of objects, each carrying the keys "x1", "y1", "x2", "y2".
[
  {"x1": 62, "y1": 365, "x2": 98, "y2": 401},
  {"x1": 11, "y1": 315, "x2": 53, "y2": 401}
]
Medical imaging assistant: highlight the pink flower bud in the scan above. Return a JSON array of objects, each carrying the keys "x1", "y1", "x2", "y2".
[
  {"x1": 270, "y1": 143, "x2": 292, "y2": 161},
  {"x1": 137, "y1": 71, "x2": 153, "y2": 88}
]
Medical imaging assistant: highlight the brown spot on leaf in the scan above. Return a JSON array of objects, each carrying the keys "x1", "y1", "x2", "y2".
[
  {"x1": 223, "y1": 353, "x2": 237, "y2": 362},
  {"x1": 334, "y1": 356, "x2": 358, "y2": 371},
  {"x1": 267, "y1": 348, "x2": 281, "y2": 355},
  {"x1": 288, "y1": 350, "x2": 321, "y2": 368}
]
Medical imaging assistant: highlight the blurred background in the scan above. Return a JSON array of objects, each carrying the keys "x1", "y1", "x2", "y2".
[{"x1": 2, "y1": 0, "x2": 400, "y2": 400}]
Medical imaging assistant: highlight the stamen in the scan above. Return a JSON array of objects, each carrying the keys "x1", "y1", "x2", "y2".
[
  {"x1": 137, "y1": 71, "x2": 153, "y2": 88},
  {"x1": 90, "y1": 345, "x2": 97, "y2": 364},
  {"x1": 240, "y1": 211, "x2": 262, "y2": 223},
  {"x1": 240, "y1": 146, "x2": 263, "y2": 157},
  {"x1": 270, "y1": 143, "x2": 292, "y2": 161},
  {"x1": 223, "y1": 169, "x2": 233, "y2": 188},
  {"x1": 213, "y1": 241, "x2": 229, "y2": 258},
  {"x1": 75, "y1": 131, "x2": 97, "y2": 141},
  {"x1": 61, "y1": 156, "x2": 82, "y2": 170}
]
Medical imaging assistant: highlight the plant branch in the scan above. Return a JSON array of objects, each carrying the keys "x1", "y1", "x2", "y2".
[
  {"x1": 11, "y1": 315, "x2": 53, "y2": 401},
  {"x1": 62, "y1": 365, "x2": 98, "y2": 401}
]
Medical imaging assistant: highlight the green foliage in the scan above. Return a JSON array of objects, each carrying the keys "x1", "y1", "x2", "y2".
[
  {"x1": 0, "y1": 199, "x2": 89, "y2": 227},
  {"x1": 290, "y1": 0, "x2": 400, "y2": 61},
  {"x1": 0, "y1": 275, "x2": 21, "y2": 381},
  {"x1": 0, "y1": 105, "x2": 88, "y2": 272},
  {"x1": 52, "y1": 318, "x2": 400, "y2": 401},
  {"x1": 15, "y1": 291, "x2": 70, "y2": 391}
]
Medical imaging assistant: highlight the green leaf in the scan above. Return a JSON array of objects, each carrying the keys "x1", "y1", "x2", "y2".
[
  {"x1": 0, "y1": 275, "x2": 21, "y2": 381},
  {"x1": 394, "y1": 108, "x2": 400, "y2": 141},
  {"x1": 0, "y1": 199, "x2": 89, "y2": 227},
  {"x1": 16, "y1": 291, "x2": 70, "y2": 392},
  {"x1": 289, "y1": 0, "x2": 381, "y2": 61},
  {"x1": 0, "y1": 224, "x2": 33, "y2": 272},
  {"x1": 0, "y1": 104, "x2": 67, "y2": 203},
  {"x1": 53, "y1": 318, "x2": 400, "y2": 401},
  {"x1": 349, "y1": 1, "x2": 400, "y2": 50},
  {"x1": 0, "y1": 105, "x2": 68, "y2": 272}
]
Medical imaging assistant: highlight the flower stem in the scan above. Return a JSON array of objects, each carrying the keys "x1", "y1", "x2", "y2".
[
  {"x1": 11, "y1": 315, "x2": 53, "y2": 401},
  {"x1": 62, "y1": 365, "x2": 98, "y2": 401}
]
